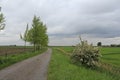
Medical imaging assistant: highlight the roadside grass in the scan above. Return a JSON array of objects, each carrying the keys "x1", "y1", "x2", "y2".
[
  {"x1": 61, "y1": 47, "x2": 120, "y2": 74},
  {"x1": 48, "y1": 48, "x2": 116, "y2": 80},
  {"x1": 0, "y1": 48, "x2": 47, "y2": 70}
]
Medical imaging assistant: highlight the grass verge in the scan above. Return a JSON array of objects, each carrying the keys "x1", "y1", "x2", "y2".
[
  {"x1": 48, "y1": 48, "x2": 116, "y2": 80},
  {"x1": 0, "y1": 48, "x2": 47, "y2": 70}
]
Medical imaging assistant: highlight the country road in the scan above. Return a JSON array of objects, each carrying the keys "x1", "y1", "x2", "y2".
[{"x1": 0, "y1": 48, "x2": 52, "y2": 80}]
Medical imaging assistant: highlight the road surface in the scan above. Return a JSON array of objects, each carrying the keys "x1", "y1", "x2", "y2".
[{"x1": 0, "y1": 48, "x2": 52, "y2": 80}]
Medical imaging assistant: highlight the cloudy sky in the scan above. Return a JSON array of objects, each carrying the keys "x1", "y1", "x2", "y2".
[{"x1": 0, "y1": 0, "x2": 120, "y2": 46}]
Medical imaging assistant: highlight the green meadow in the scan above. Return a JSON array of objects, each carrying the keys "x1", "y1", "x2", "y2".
[
  {"x1": 100, "y1": 47, "x2": 120, "y2": 67},
  {"x1": 48, "y1": 47, "x2": 120, "y2": 80}
]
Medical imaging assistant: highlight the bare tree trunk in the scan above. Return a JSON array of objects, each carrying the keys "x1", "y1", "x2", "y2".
[
  {"x1": 34, "y1": 43, "x2": 35, "y2": 52},
  {"x1": 24, "y1": 41, "x2": 26, "y2": 52}
]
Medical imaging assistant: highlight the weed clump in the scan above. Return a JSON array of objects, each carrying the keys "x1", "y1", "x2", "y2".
[{"x1": 71, "y1": 37, "x2": 101, "y2": 68}]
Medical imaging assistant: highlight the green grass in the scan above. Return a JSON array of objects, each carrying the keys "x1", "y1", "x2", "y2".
[
  {"x1": 100, "y1": 47, "x2": 120, "y2": 67},
  {"x1": 58, "y1": 46, "x2": 74, "y2": 53},
  {"x1": 0, "y1": 48, "x2": 46, "y2": 70},
  {"x1": 50, "y1": 46, "x2": 74, "y2": 52},
  {"x1": 58, "y1": 46, "x2": 120, "y2": 67},
  {"x1": 48, "y1": 48, "x2": 116, "y2": 80}
]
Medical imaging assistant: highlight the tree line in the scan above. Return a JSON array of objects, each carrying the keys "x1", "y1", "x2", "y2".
[
  {"x1": 97, "y1": 42, "x2": 120, "y2": 47},
  {"x1": 0, "y1": 7, "x2": 48, "y2": 51},
  {"x1": 20, "y1": 16, "x2": 48, "y2": 51}
]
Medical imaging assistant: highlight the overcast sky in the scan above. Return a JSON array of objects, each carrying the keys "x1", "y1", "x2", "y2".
[{"x1": 0, "y1": 0, "x2": 120, "y2": 46}]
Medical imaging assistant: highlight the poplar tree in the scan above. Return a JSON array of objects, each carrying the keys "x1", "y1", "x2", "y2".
[
  {"x1": 0, "y1": 7, "x2": 5, "y2": 30},
  {"x1": 27, "y1": 15, "x2": 48, "y2": 51},
  {"x1": 20, "y1": 24, "x2": 29, "y2": 49}
]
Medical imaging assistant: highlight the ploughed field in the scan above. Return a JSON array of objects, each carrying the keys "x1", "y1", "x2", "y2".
[
  {"x1": 0, "y1": 46, "x2": 46, "y2": 70},
  {"x1": 0, "y1": 46, "x2": 34, "y2": 56}
]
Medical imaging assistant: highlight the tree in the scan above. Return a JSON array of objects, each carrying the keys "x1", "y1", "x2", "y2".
[
  {"x1": 0, "y1": 7, "x2": 5, "y2": 31},
  {"x1": 97, "y1": 42, "x2": 102, "y2": 46},
  {"x1": 20, "y1": 24, "x2": 29, "y2": 50},
  {"x1": 27, "y1": 15, "x2": 48, "y2": 51}
]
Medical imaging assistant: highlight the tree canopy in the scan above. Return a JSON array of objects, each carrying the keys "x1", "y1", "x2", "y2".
[
  {"x1": 27, "y1": 15, "x2": 48, "y2": 51},
  {"x1": 0, "y1": 7, "x2": 5, "y2": 30},
  {"x1": 20, "y1": 24, "x2": 29, "y2": 48},
  {"x1": 97, "y1": 42, "x2": 102, "y2": 46}
]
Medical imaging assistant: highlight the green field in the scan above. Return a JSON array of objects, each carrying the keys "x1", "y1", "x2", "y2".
[
  {"x1": 100, "y1": 47, "x2": 120, "y2": 67},
  {"x1": 48, "y1": 47, "x2": 120, "y2": 80},
  {"x1": 56, "y1": 46, "x2": 120, "y2": 67}
]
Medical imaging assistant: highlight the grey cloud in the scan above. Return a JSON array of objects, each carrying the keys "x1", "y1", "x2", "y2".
[
  {"x1": 79, "y1": 0, "x2": 120, "y2": 14},
  {"x1": 76, "y1": 27, "x2": 120, "y2": 38},
  {"x1": 0, "y1": 0, "x2": 120, "y2": 45}
]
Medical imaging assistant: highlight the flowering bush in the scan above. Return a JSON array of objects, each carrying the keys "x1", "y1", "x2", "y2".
[{"x1": 71, "y1": 37, "x2": 101, "y2": 68}]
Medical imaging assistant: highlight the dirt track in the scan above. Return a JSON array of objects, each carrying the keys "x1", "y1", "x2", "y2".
[{"x1": 0, "y1": 48, "x2": 52, "y2": 80}]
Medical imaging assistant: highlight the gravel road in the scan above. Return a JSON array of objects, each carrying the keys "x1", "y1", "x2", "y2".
[{"x1": 0, "y1": 48, "x2": 52, "y2": 80}]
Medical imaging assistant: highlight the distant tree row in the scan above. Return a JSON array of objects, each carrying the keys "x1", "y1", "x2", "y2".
[
  {"x1": 20, "y1": 16, "x2": 48, "y2": 51},
  {"x1": 97, "y1": 42, "x2": 120, "y2": 47},
  {"x1": 110, "y1": 44, "x2": 120, "y2": 47}
]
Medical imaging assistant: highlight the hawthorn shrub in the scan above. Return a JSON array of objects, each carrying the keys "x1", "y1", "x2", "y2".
[{"x1": 71, "y1": 38, "x2": 101, "y2": 68}]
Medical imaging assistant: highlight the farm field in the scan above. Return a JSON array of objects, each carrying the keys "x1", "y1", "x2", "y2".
[
  {"x1": 57, "y1": 46, "x2": 120, "y2": 67},
  {"x1": 48, "y1": 47, "x2": 120, "y2": 80},
  {"x1": 0, "y1": 46, "x2": 34, "y2": 56},
  {"x1": 0, "y1": 46, "x2": 46, "y2": 70},
  {"x1": 100, "y1": 47, "x2": 120, "y2": 67}
]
